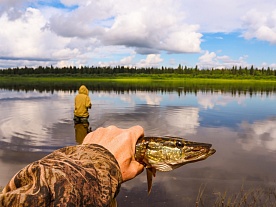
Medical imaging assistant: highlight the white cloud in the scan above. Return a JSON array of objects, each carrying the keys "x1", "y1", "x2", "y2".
[
  {"x1": 197, "y1": 51, "x2": 250, "y2": 69},
  {"x1": 136, "y1": 54, "x2": 163, "y2": 68},
  {"x1": 47, "y1": 0, "x2": 202, "y2": 54},
  {"x1": 0, "y1": 7, "x2": 72, "y2": 59},
  {"x1": 0, "y1": 0, "x2": 276, "y2": 68},
  {"x1": 0, "y1": 0, "x2": 26, "y2": 19},
  {"x1": 0, "y1": 0, "x2": 201, "y2": 67},
  {"x1": 198, "y1": 51, "x2": 217, "y2": 66},
  {"x1": 180, "y1": 0, "x2": 276, "y2": 33},
  {"x1": 60, "y1": 0, "x2": 79, "y2": 7},
  {"x1": 98, "y1": 54, "x2": 136, "y2": 68},
  {"x1": 52, "y1": 48, "x2": 80, "y2": 59},
  {"x1": 119, "y1": 55, "x2": 135, "y2": 66},
  {"x1": 242, "y1": 9, "x2": 276, "y2": 44}
]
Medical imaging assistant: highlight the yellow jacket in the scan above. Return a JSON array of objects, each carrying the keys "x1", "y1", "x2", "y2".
[{"x1": 74, "y1": 85, "x2": 91, "y2": 117}]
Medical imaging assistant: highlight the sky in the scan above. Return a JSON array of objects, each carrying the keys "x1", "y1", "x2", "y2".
[{"x1": 0, "y1": 0, "x2": 276, "y2": 69}]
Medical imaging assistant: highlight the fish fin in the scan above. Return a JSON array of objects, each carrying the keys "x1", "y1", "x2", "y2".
[
  {"x1": 163, "y1": 136, "x2": 186, "y2": 140},
  {"x1": 152, "y1": 167, "x2": 156, "y2": 177},
  {"x1": 146, "y1": 168, "x2": 153, "y2": 195},
  {"x1": 152, "y1": 163, "x2": 174, "y2": 172},
  {"x1": 170, "y1": 163, "x2": 186, "y2": 170}
]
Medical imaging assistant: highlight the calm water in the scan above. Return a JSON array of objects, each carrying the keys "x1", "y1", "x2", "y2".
[{"x1": 0, "y1": 84, "x2": 276, "y2": 206}]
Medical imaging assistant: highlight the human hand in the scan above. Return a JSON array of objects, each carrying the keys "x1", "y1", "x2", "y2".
[{"x1": 82, "y1": 125, "x2": 145, "y2": 182}]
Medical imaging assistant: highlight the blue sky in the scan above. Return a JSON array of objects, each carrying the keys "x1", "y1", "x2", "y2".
[{"x1": 0, "y1": 0, "x2": 276, "y2": 69}]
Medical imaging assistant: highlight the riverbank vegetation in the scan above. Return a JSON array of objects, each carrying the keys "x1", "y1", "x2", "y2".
[
  {"x1": 196, "y1": 184, "x2": 276, "y2": 207},
  {"x1": 0, "y1": 65, "x2": 276, "y2": 80},
  {"x1": 0, "y1": 76, "x2": 275, "y2": 96},
  {"x1": 0, "y1": 65, "x2": 275, "y2": 97}
]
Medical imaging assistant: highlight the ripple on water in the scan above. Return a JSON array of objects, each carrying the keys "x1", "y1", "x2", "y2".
[{"x1": 0, "y1": 112, "x2": 75, "y2": 153}]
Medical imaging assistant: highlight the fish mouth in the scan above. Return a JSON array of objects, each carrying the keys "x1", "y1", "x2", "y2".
[
  {"x1": 182, "y1": 144, "x2": 216, "y2": 162},
  {"x1": 208, "y1": 148, "x2": 216, "y2": 155}
]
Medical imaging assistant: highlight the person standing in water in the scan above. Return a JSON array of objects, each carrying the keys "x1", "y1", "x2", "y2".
[
  {"x1": 74, "y1": 85, "x2": 92, "y2": 142},
  {"x1": 74, "y1": 85, "x2": 92, "y2": 123}
]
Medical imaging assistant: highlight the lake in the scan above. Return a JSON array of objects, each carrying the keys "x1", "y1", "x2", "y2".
[{"x1": 0, "y1": 80, "x2": 276, "y2": 206}]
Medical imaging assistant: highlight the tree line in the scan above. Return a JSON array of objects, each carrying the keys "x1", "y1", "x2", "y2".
[{"x1": 0, "y1": 65, "x2": 275, "y2": 78}]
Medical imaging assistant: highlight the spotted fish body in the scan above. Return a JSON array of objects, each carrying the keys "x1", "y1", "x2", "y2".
[{"x1": 135, "y1": 136, "x2": 216, "y2": 194}]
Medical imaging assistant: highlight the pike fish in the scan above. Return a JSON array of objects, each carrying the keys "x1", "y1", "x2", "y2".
[{"x1": 135, "y1": 136, "x2": 216, "y2": 194}]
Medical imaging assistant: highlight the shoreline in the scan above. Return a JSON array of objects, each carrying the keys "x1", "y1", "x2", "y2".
[{"x1": 1, "y1": 75, "x2": 276, "y2": 83}]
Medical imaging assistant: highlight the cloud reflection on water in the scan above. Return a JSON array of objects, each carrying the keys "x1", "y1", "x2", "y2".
[
  {"x1": 0, "y1": 88, "x2": 276, "y2": 206},
  {"x1": 165, "y1": 107, "x2": 199, "y2": 135},
  {"x1": 197, "y1": 92, "x2": 246, "y2": 109},
  {"x1": 0, "y1": 90, "x2": 75, "y2": 151},
  {"x1": 238, "y1": 117, "x2": 276, "y2": 152}
]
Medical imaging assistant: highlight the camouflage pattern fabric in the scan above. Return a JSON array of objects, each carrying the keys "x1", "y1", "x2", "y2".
[{"x1": 0, "y1": 144, "x2": 122, "y2": 207}]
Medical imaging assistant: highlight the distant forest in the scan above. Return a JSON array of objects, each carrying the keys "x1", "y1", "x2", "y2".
[{"x1": 0, "y1": 65, "x2": 276, "y2": 79}]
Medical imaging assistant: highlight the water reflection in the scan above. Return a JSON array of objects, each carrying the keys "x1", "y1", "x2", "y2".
[
  {"x1": 1, "y1": 80, "x2": 275, "y2": 96},
  {"x1": 73, "y1": 117, "x2": 92, "y2": 144},
  {"x1": 0, "y1": 84, "x2": 276, "y2": 206},
  {"x1": 118, "y1": 122, "x2": 276, "y2": 206},
  {"x1": 197, "y1": 92, "x2": 246, "y2": 109},
  {"x1": 74, "y1": 124, "x2": 89, "y2": 144},
  {"x1": 237, "y1": 117, "x2": 276, "y2": 152},
  {"x1": 0, "y1": 89, "x2": 76, "y2": 152},
  {"x1": 165, "y1": 107, "x2": 199, "y2": 135}
]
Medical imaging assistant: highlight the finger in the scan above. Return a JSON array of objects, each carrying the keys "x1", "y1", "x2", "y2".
[
  {"x1": 83, "y1": 125, "x2": 121, "y2": 144},
  {"x1": 104, "y1": 125, "x2": 125, "y2": 140},
  {"x1": 82, "y1": 126, "x2": 111, "y2": 144},
  {"x1": 127, "y1": 125, "x2": 144, "y2": 142},
  {"x1": 122, "y1": 161, "x2": 144, "y2": 182}
]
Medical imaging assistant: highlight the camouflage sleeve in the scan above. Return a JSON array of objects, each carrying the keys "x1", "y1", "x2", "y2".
[{"x1": 0, "y1": 144, "x2": 122, "y2": 207}]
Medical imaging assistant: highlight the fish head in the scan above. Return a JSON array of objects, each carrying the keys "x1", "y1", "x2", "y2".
[
  {"x1": 135, "y1": 136, "x2": 216, "y2": 172},
  {"x1": 176, "y1": 139, "x2": 216, "y2": 165}
]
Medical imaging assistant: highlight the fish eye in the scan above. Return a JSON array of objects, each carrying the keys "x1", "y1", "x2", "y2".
[{"x1": 176, "y1": 141, "x2": 184, "y2": 148}]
